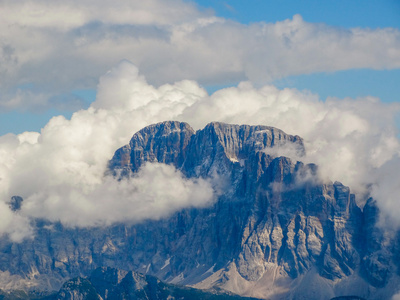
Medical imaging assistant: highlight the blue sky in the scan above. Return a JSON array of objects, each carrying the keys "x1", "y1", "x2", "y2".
[
  {"x1": 196, "y1": 0, "x2": 400, "y2": 103},
  {"x1": 195, "y1": 0, "x2": 400, "y2": 28},
  {"x1": 1, "y1": 0, "x2": 399, "y2": 135}
]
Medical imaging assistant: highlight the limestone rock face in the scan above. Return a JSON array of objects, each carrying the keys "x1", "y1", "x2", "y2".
[
  {"x1": 181, "y1": 122, "x2": 304, "y2": 178},
  {"x1": 361, "y1": 198, "x2": 396, "y2": 288},
  {"x1": 108, "y1": 121, "x2": 194, "y2": 177},
  {"x1": 0, "y1": 121, "x2": 397, "y2": 300}
]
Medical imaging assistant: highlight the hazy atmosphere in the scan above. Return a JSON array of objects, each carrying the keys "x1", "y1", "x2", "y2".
[{"x1": 0, "y1": 0, "x2": 399, "y2": 242}]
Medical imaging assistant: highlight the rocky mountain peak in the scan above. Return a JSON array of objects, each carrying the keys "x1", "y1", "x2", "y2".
[
  {"x1": 201, "y1": 122, "x2": 304, "y2": 161},
  {"x1": 109, "y1": 121, "x2": 305, "y2": 179},
  {"x1": 108, "y1": 121, "x2": 194, "y2": 176}
]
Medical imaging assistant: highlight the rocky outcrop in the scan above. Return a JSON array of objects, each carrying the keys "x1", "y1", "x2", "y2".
[
  {"x1": 108, "y1": 121, "x2": 194, "y2": 177},
  {"x1": 0, "y1": 121, "x2": 397, "y2": 299},
  {"x1": 56, "y1": 267, "x2": 259, "y2": 300},
  {"x1": 57, "y1": 277, "x2": 100, "y2": 300}
]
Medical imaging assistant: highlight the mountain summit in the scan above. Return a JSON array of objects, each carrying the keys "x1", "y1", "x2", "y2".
[{"x1": 0, "y1": 121, "x2": 398, "y2": 299}]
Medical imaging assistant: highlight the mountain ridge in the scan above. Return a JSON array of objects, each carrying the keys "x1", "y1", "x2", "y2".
[{"x1": 1, "y1": 121, "x2": 399, "y2": 300}]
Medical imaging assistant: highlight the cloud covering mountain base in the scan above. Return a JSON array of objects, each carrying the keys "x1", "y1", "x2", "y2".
[{"x1": 0, "y1": 61, "x2": 399, "y2": 241}]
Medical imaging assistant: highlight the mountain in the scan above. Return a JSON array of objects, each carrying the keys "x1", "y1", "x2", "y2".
[{"x1": 0, "y1": 121, "x2": 399, "y2": 299}]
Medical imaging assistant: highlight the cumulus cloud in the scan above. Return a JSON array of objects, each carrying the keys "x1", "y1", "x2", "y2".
[
  {"x1": 0, "y1": 62, "x2": 214, "y2": 241},
  {"x1": 0, "y1": 61, "x2": 399, "y2": 241},
  {"x1": 1, "y1": 0, "x2": 400, "y2": 111},
  {"x1": 22, "y1": 162, "x2": 214, "y2": 227}
]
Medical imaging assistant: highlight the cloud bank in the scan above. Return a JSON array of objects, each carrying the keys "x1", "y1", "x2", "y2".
[
  {"x1": 1, "y1": 0, "x2": 400, "y2": 111},
  {"x1": 0, "y1": 61, "x2": 399, "y2": 241},
  {"x1": 22, "y1": 162, "x2": 214, "y2": 227}
]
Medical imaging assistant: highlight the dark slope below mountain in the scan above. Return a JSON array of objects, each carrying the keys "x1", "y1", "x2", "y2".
[
  {"x1": 0, "y1": 121, "x2": 399, "y2": 300},
  {"x1": 56, "y1": 267, "x2": 260, "y2": 300}
]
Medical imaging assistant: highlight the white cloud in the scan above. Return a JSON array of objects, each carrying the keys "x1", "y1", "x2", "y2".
[
  {"x1": 263, "y1": 141, "x2": 305, "y2": 163},
  {"x1": 0, "y1": 61, "x2": 399, "y2": 242},
  {"x1": 392, "y1": 291, "x2": 400, "y2": 300},
  {"x1": 180, "y1": 82, "x2": 400, "y2": 197},
  {"x1": 370, "y1": 155, "x2": 400, "y2": 227},
  {"x1": 0, "y1": 0, "x2": 203, "y2": 29},
  {"x1": 0, "y1": 62, "x2": 213, "y2": 241},
  {"x1": 21, "y1": 162, "x2": 214, "y2": 227},
  {"x1": 1, "y1": 1, "x2": 400, "y2": 111}
]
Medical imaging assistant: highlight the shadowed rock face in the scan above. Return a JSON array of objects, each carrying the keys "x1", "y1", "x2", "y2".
[
  {"x1": 180, "y1": 122, "x2": 304, "y2": 178},
  {"x1": 56, "y1": 267, "x2": 260, "y2": 300},
  {"x1": 108, "y1": 121, "x2": 195, "y2": 177},
  {"x1": 0, "y1": 121, "x2": 397, "y2": 300}
]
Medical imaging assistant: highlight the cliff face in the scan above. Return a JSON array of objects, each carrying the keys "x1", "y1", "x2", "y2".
[
  {"x1": 108, "y1": 121, "x2": 195, "y2": 178},
  {"x1": 109, "y1": 122, "x2": 362, "y2": 285},
  {"x1": 0, "y1": 121, "x2": 398, "y2": 300}
]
